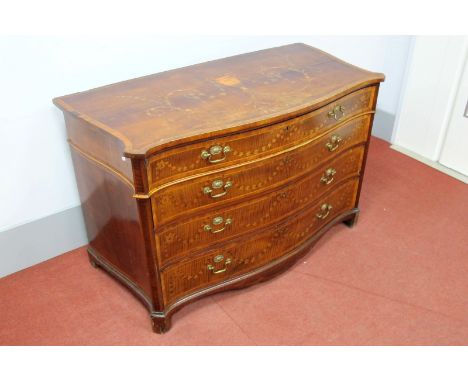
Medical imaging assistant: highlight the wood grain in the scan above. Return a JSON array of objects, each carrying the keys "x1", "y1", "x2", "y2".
[
  {"x1": 70, "y1": 148, "x2": 153, "y2": 298},
  {"x1": 53, "y1": 43, "x2": 384, "y2": 157},
  {"x1": 161, "y1": 178, "x2": 360, "y2": 305},
  {"x1": 147, "y1": 86, "x2": 376, "y2": 187},
  {"x1": 151, "y1": 114, "x2": 371, "y2": 224},
  {"x1": 156, "y1": 145, "x2": 365, "y2": 266},
  {"x1": 53, "y1": 43, "x2": 384, "y2": 333}
]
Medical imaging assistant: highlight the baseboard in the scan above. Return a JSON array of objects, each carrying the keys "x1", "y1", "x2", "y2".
[
  {"x1": 391, "y1": 144, "x2": 468, "y2": 184},
  {"x1": 0, "y1": 205, "x2": 88, "y2": 278},
  {"x1": 372, "y1": 109, "x2": 395, "y2": 142}
]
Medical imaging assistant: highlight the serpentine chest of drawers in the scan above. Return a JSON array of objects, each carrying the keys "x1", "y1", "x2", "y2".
[{"x1": 53, "y1": 43, "x2": 384, "y2": 333}]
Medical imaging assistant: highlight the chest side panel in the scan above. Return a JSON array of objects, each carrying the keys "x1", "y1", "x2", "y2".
[
  {"x1": 70, "y1": 148, "x2": 153, "y2": 300},
  {"x1": 65, "y1": 113, "x2": 133, "y2": 183}
]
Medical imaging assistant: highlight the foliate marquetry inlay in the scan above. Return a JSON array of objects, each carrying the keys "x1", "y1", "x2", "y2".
[
  {"x1": 161, "y1": 179, "x2": 360, "y2": 304},
  {"x1": 152, "y1": 114, "x2": 371, "y2": 224},
  {"x1": 55, "y1": 43, "x2": 383, "y2": 334},
  {"x1": 156, "y1": 146, "x2": 365, "y2": 264},
  {"x1": 147, "y1": 87, "x2": 375, "y2": 188}
]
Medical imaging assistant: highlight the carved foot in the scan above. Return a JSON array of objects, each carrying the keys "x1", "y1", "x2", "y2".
[
  {"x1": 343, "y1": 211, "x2": 359, "y2": 228},
  {"x1": 151, "y1": 313, "x2": 172, "y2": 334}
]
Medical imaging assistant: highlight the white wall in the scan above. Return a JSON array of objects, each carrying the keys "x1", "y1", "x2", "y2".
[
  {"x1": 0, "y1": 36, "x2": 412, "y2": 232},
  {"x1": 392, "y1": 36, "x2": 468, "y2": 160}
]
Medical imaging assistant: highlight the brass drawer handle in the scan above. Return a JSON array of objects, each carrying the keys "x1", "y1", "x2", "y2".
[
  {"x1": 326, "y1": 135, "x2": 342, "y2": 152},
  {"x1": 204, "y1": 216, "x2": 232, "y2": 234},
  {"x1": 201, "y1": 145, "x2": 231, "y2": 164},
  {"x1": 207, "y1": 255, "x2": 232, "y2": 274},
  {"x1": 328, "y1": 105, "x2": 345, "y2": 120},
  {"x1": 320, "y1": 168, "x2": 337, "y2": 185},
  {"x1": 316, "y1": 203, "x2": 332, "y2": 219},
  {"x1": 203, "y1": 180, "x2": 232, "y2": 198}
]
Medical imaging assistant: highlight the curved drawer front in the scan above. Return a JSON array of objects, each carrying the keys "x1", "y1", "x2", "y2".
[
  {"x1": 152, "y1": 114, "x2": 371, "y2": 224},
  {"x1": 161, "y1": 178, "x2": 360, "y2": 305},
  {"x1": 156, "y1": 146, "x2": 365, "y2": 265},
  {"x1": 147, "y1": 86, "x2": 376, "y2": 188}
]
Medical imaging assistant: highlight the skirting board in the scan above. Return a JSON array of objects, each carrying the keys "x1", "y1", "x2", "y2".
[
  {"x1": 0, "y1": 205, "x2": 88, "y2": 278},
  {"x1": 0, "y1": 109, "x2": 395, "y2": 278},
  {"x1": 391, "y1": 144, "x2": 468, "y2": 184},
  {"x1": 372, "y1": 109, "x2": 395, "y2": 142}
]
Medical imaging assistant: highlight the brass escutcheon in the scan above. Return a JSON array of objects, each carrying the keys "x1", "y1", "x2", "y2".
[
  {"x1": 204, "y1": 216, "x2": 233, "y2": 234},
  {"x1": 316, "y1": 203, "x2": 332, "y2": 219},
  {"x1": 203, "y1": 180, "x2": 233, "y2": 198},
  {"x1": 328, "y1": 105, "x2": 345, "y2": 120},
  {"x1": 207, "y1": 257, "x2": 232, "y2": 274},
  {"x1": 320, "y1": 167, "x2": 337, "y2": 185},
  {"x1": 213, "y1": 254, "x2": 225, "y2": 263},
  {"x1": 201, "y1": 145, "x2": 231, "y2": 164},
  {"x1": 325, "y1": 135, "x2": 342, "y2": 152}
]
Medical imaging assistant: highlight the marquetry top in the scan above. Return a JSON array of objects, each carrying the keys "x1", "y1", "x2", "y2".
[{"x1": 53, "y1": 43, "x2": 384, "y2": 157}]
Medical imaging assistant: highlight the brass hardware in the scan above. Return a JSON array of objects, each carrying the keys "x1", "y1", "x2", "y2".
[
  {"x1": 326, "y1": 135, "x2": 342, "y2": 152},
  {"x1": 207, "y1": 257, "x2": 232, "y2": 274},
  {"x1": 203, "y1": 180, "x2": 232, "y2": 198},
  {"x1": 316, "y1": 203, "x2": 332, "y2": 219},
  {"x1": 328, "y1": 105, "x2": 345, "y2": 120},
  {"x1": 213, "y1": 254, "x2": 225, "y2": 263},
  {"x1": 201, "y1": 145, "x2": 231, "y2": 163},
  {"x1": 204, "y1": 216, "x2": 233, "y2": 234},
  {"x1": 320, "y1": 168, "x2": 337, "y2": 185}
]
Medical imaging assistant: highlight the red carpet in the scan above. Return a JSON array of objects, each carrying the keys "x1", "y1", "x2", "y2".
[{"x1": 1, "y1": 137, "x2": 467, "y2": 345}]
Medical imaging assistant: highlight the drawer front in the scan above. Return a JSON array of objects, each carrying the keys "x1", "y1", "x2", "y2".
[
  {"x1": 147, "y1": 86, "x2": 376, "y2": 188},
  {"x1": 156, "y1": 146, "x2": 365, "y2": 265},
  {"x1": 161, "y1": 178, "x2": 360, "y2": 305},
  {"x1": 152, "y1": 114, "x2": 371, "y2": 224}
]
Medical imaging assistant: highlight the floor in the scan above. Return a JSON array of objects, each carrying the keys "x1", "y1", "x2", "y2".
[{"x1": 0, "y1": 137, "x2": 467, "y2": 345}]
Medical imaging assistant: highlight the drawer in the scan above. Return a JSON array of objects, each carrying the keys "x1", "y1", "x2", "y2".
[
  {"x1": 161, "y1": 178, "x2": 360, "y2": 305},
  {"x1": 152, "y1": 114, "x2": 371, "y2": 224},
  {"x1": 156, "y1": 145, "x2": 365, "y2": 265},
  {"x1": 147, "y1": 86, "x2": 376, "y2": 188}
]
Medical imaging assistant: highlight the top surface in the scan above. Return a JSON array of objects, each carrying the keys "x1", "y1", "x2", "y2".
[{"x1": 53, "y1": 43, "x2": 384, "y2": 156}]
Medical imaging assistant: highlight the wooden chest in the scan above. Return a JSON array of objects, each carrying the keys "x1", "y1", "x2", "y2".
[{"x1": 53, "y1": 43, "x2": 384, "y2": 333}]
